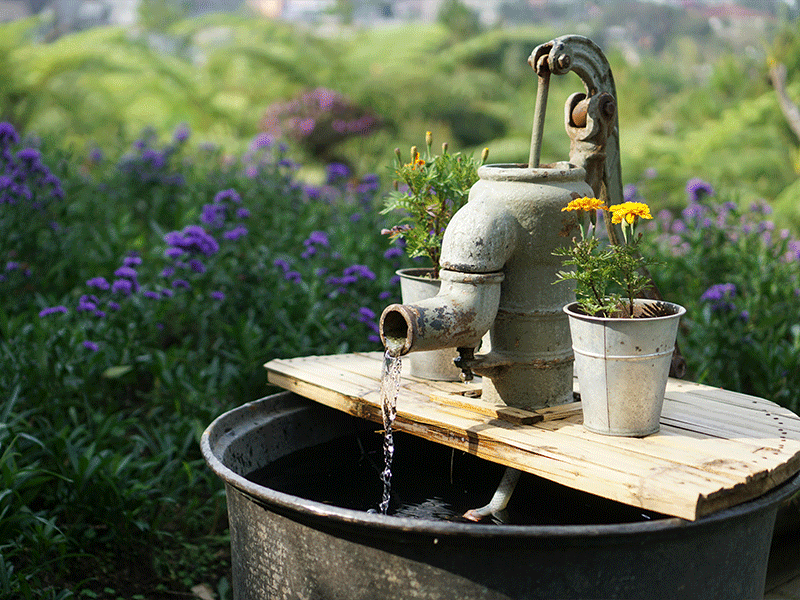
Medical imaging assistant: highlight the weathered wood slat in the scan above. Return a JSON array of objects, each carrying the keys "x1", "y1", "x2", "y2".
[{"x1": 265, "y1": 352, "x2": 800, "y2": 521}]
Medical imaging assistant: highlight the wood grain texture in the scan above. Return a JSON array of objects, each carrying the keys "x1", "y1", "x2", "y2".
[{"x1": 265, "y1": 352, "x2": 800, "y2": 520}]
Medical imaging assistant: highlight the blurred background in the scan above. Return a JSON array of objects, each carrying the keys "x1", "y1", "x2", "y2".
[{"x1": 3, "y1": 0, "x2": 800, "y2": 219}]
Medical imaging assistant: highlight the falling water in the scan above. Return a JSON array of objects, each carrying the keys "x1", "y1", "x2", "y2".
[{"x1": 379, "y1": 339, "x2": 404, "y2": 515}]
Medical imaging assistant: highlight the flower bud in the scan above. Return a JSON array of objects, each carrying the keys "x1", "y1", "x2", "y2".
[
  {"x1": 442, "y1": 142, "x2": 448, "y2": 154},
  {"x1": 481, "y1": 147, "x2": 490, "y2": 164},
  {"x1": 410, "y1": 146, "x2": 418, "y2": 162},
  {"x1": 394, "y1": 147, "x2": 401, "y2": 162},
  {"x1": 425, "y1": 131, "x2": 433, "y2": 149}
]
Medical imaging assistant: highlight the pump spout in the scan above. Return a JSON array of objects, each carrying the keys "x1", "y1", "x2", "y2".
[{"x1": 380, "y1": 270, "x2": 504, "y2": 356}]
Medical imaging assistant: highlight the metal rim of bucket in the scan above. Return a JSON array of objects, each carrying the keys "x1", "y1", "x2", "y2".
[
  {"x1": 563, "y1": 300, "x2": 687, "y2": 323},
  {"x1": 202, "y1": 394, "x2": 800, "y2": 542},
  {"x1": 478, "y1": 162, "x2": 585, "y2": 184}
]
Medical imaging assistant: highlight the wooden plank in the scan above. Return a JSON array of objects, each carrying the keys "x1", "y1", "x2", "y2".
[{"x1": 264, "y1": 352, "x2": 800, "y2": 521}]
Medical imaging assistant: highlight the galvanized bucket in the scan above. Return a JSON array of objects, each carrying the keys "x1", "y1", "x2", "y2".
[{"x1": 564, "y1": 299, "x2": 686, "y2": 437}]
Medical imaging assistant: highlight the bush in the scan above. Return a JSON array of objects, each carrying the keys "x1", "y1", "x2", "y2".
[
  {"x1": 0, "y1": 122, "x2": 406, "y2": 597},
  {"x1": 644, "y1": 178, "x2": 800, "y2": 412}
]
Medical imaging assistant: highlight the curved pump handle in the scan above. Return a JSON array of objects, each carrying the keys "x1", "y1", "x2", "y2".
[
  {"x1": 530, "y1": 36, "x2": 687, "y2": 379},
  {"x1": 529, "y1": 35, "x2": 622, "y2": 210}
]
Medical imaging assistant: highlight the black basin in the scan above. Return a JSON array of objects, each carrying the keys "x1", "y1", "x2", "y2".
[{"x1": 202, "y1": 391, "x2": 800, "y2": 599}]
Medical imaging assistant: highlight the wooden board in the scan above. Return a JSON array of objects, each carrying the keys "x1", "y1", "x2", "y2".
[{"x1": 265, "y1": 352, "x2": 800, "y2": 521}]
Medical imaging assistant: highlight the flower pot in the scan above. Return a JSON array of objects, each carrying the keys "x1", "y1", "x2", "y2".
[
  {"x1": 564, "y1": 299, "x2": 686, "y2": 437},
  {"x1": 396, "y1": 268, "x2": 463, "y2": 381}
]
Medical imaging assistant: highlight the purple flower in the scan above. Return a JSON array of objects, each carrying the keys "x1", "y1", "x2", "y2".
[
  {"x1": 285, "y1": 270, "x2": 302, "y2": 283},
  {"x1": 304, "y1": 231, "x2": 329, "y2": 247},
  {"x1": 235, "y1": 207, "x2": 250, "y2": 219},
  {"x1": 303, "y1": 185, "x2": 322, "y2": 200},
  {"x1": 5, "y1": 261, "x2": 19, "y2": 271},
  {"x1": 623, "y1": 184, "x2": 638, "y2": 202},
  {"x1": 114, "y1": 266, "x2": 137, "y2": 279},
  {"x1": 143, "y1": 290, "x2": 161, "y2": 299},
  {"x1": 165, "y1": 247, "x2": 184, "y2": 259},
  {"x1": 326, "y1": 162, "x2": 351, "y2": 184},
  {"x1": 214, "y1": 189, "x2": 242, "y2": 204},
  {"x1": 112, "y1": 279, "x2": 133, "y2": 295},
  {"x1": 210, "y1": 291, "x2": 225, "y2": 301},
  {"x1": 357, "y1": 306, "x2": 376, "y2": 323},
  {"x1": 250, "y1": 133, "x2": 274, "y2": 150},
  {"x1": 78, "y1": 295, "x2": 99, "y2": 312},
  {"x1": 344, "y1": 264, "x2": 376, "y2": 280},
  {"x1": 201, "y1": 203, "x2": 226, "y2": 228},
  {"x1": 686, "y1": 178, "x2": 714, "y2": 203},
  {"x1": 161, "y1": 266, "x2": 176, "y2": 278},
  {"x1": 160, "y1": 288, "x2": 174, "y2": 298},
  {"x1": 123, "y1": 255, "x2": 142, "y2": 267},
  {"x1": 88, "y1": 147, "x2": 103, "y2": 163},
  {"x1": 165, "y1": 225, "x2": 219, "y2": 256},
  {"x1": 39, "y1": 306, "x2": 68, "y2": 317},
  {"x1": 173, "y1": 123, "x2": 190, "y2": 143},
  {"x1": 0, "y1": 122, "x2": 19, "y2": 146},
  {"x1": 83, "y1": 341, "x2": 99, "y2": 352},
  {"x1": 16, "y1": 148, "x2": 42, "y2": 167},
  {"x1": 357, "y1": 174, "x2": 380, "y2": 194},
  {"x1": 189, "y1": 258, "x2": 206, "y2": 273},
  {"x1": 384, "y1": 247, "x2": 403, "y2": 260},
  {"x1": 107, "y1": 301, "x2": 121, "y2": 311},
  {"x1": 701, "y1": 283, "x2": 736, "y2": 301},
  {"x1": 172, "y1": 279, "x2": 190, "y2": 289},
  {"x1": 274, "y1": 258, "x2": 290, "y2": 272},
  {"x1": 223, "y1": 225, "x2": 248, "y2": 241},
  {"x1": 700, "y1": 283, "x2": 736, "y2": 311}
]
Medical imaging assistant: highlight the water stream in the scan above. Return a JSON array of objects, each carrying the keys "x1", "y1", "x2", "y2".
[{"x1": 378, "y1": 340, "x2": 404, "y2": 514}]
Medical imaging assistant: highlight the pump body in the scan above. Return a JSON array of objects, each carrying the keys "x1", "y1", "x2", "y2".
[{"x1": 380, "y1": 162, "x2": 593, "y2": 410}]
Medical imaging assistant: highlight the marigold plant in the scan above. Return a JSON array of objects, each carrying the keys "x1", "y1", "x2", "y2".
[
  {"x1": 555, "y1": 196, "x2": 655, "y2": 317},
  {"x1": 381, "y1": 131, "x2": 488, "y2": 279}
]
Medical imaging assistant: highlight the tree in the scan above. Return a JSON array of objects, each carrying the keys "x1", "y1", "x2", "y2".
[{"x1": 437, "y1": 0, "x2": 481, "y2": 41}]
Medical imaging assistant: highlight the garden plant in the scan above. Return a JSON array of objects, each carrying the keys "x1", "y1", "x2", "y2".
[
  {"x1": 2, "y1": 116, "x2": 800, "y2": 600},
  {"x1": 381, "y1": 131, "x2": 488, "y2": 279}
]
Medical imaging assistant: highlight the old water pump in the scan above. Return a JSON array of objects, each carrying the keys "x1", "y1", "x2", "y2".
[{"x1": 379, "y1": 35, "x2": 623, "y2": 411}]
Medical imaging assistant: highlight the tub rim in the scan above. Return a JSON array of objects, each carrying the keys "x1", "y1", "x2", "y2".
[{"x1": 201, "y1": 391, "x2": 800, "y2": 541}]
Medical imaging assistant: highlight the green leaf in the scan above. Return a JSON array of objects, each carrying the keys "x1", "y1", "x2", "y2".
[{"x1": 101, "y1": 365, "x2": 134, "y2": 380}]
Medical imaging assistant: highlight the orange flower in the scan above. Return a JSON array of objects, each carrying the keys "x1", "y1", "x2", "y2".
[
  {"x1": 608, "y1": 202, "x2": 652, "y2": 225},
  {"x1": 562, "y1": 196, "x2": 607, "y2": 212},
  {"x1": 405, "y1": 152, "x2": 425, "y2": 170}
]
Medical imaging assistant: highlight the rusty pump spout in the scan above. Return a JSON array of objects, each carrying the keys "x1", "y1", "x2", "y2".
[{"x1": 380, "y1": 35, "x2": 623, "y2": 412}]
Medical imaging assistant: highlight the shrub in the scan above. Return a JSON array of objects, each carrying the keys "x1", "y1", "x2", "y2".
[
  {"x1": 645, "y1": 178, "x2": 800, "y2": 412},
  {"x1": 0, "y1": 124, "x2": 405, "y2": 597}
]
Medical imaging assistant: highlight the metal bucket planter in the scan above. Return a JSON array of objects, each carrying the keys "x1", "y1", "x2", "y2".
[
  {"x1": 202, "y1": 391, "x2": 800, "y2": 600},
  {"x1": 396, "y1": 267, "x2": 463, "y2": 381},
  {"x1": 564, "y1": 299, "x2": 686, "y2": 437}
]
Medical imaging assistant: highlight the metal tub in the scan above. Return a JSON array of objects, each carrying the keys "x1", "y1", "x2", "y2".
[{"x1": 202, "y1": 391, "x2": 800, "y2": 600}]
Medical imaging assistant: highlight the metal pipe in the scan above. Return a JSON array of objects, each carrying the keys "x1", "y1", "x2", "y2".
[{"x1": 380, "y1": 270, "x2": 504, "y2": 356}]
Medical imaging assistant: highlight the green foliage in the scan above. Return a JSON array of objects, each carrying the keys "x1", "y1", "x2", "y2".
[
  {"x1": 381, "y1": 132, "x2": 485, "y2": 277},
  {"x1": 645, "y1": 191, "x2": 800, "y2": 412},
  {"x1": 138, "y1": 0, "x2": 191, "y2": 33},
  {"x1": 437, "y1": 0, "x2": 482, "y2": 41},
  {"x1": 0, "y1": 123, "x2": 402, "y2": 597}
]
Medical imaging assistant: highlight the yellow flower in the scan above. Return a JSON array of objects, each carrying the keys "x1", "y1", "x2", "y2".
[
  {"x1": 405, "y1": 151, "x2": 425, "y2": 170},
  {"x1": 608, "y1": 202, "x2": 652, "y2": 225},
  {"x1": 562, "y1": 196, "x2": 607, "y2": 212}
]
